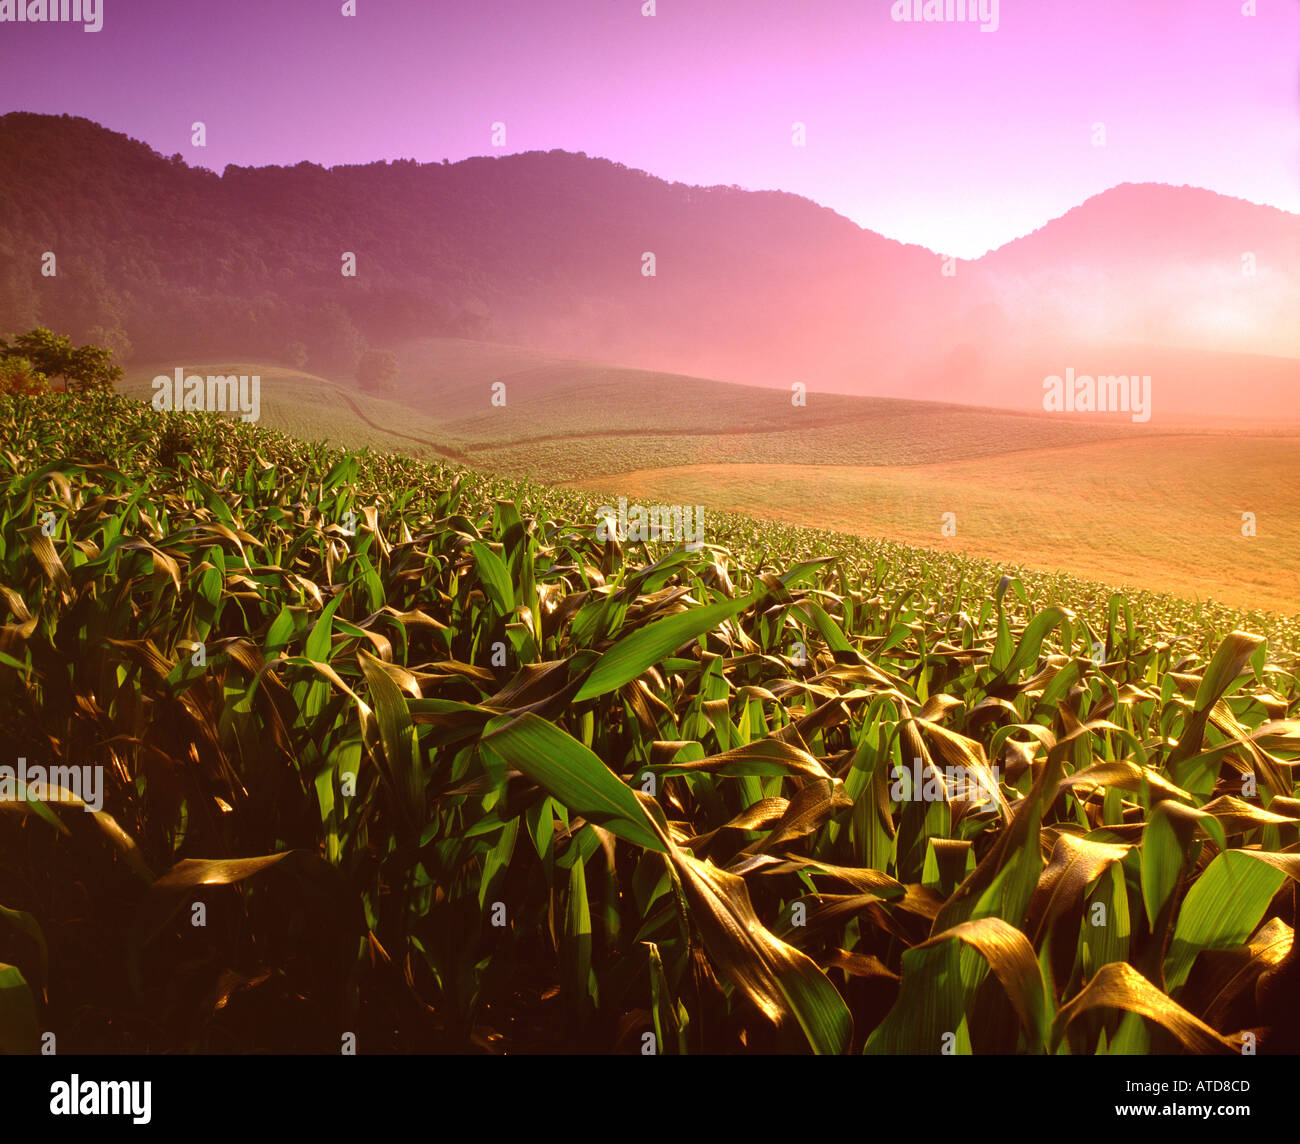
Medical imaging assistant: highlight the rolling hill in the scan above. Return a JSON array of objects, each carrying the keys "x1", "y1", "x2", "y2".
[
  {"x1": 6, "y1": 112, "x2": 1298, "y2": 419},
  {"x1": 120, "y1": 347, "x2": 1300, "y2": 614},
  {"x1": 125, "y1": 342, "x2": 1186, "y2": 477}
]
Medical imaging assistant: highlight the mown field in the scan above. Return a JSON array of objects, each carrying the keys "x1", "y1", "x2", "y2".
[
  {"x1": 572, "y1": 435, "x2": 1300, "y2": 615},
  {"x1": 2, "y1": 391, "x2": 1299, "y2": 1054}
]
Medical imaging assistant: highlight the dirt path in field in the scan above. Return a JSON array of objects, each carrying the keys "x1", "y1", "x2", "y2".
[{"x1": 320, "y1": 383, "x2": 479, "y2": 465}]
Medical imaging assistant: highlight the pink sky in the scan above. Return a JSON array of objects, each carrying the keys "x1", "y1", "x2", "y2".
[{"x1": 0, "y1": 0, "x2": 1296, "y2": 256}]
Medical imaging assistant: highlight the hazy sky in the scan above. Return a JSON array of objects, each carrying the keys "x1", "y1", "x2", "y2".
[{"x1": 1, "y1": 0, "x2": 1296, "y2": 256}]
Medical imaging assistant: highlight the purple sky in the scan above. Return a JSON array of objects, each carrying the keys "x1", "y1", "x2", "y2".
[{"x1": 1, "y1": 0, "x2": 1296, "y2": 256}]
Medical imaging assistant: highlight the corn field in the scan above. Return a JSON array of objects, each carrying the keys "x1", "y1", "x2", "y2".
[{"x1": 1, "y1": 391, "x2": 1298, "y2": 1054}]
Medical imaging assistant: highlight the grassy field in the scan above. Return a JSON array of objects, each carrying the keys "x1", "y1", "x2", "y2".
[{"x1": 4, "y1": 389, "x2": 1299, "y2": 1057}]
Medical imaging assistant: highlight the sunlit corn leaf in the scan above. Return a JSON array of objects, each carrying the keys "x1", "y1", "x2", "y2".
[
  {"x1": 471, "y1": 540, "x2": 516, "y2": 614},
  {"x1": 664, "y1": 842, "x2": 853, "y2": 1054},
  {"x1": 1056, "y1": 962, "x2": 1241, "y2": 1054},
  {"x1": 562, "y1": 854, "x2": 594, "y2": 1021},
  {"x1": 987, "y1": 606, "x2": 1074, "y2": 689},
  {"x1": 359, "y1": 649, "x2": 424, "y2": 836},
  {"x1": 866, "y1": 917, "x2": 1050, "y2": 1054},
  {"x1": 651, "y1": 738, "x2": 832, "y2": 780},
  {"x1": 645, "y1": 940, "x2": 686, "y2": 1055},
  {"x1": 480, "y1": 712, "x2": 664, "y2": 851},
  {"x1": 1165, "y1": 849, "x2": 1300, "y2": 993},
  {"x1": 574, "y1": 591, "x2": 758, "y2": 701},
  {"x1": 1027, "y1": 833, "x2": 1131, "y2": 945},
  {"x1": 132, "y1": 851, "x2": 349, "y2": 955},
  {"x1": 931, "y1": 728, "x2": 1070, "y2": 934},
  {"x1": 1190, "y1": 916, "x2": 1292, "y2": 1031},
  {"x1": 1140, "y1": 801, "x2": 1226, "y2": 937}
]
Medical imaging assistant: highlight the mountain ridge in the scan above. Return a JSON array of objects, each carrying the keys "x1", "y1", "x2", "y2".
[{"x1": 2, "y1": 111, "x2": 1296, "y2": 418}]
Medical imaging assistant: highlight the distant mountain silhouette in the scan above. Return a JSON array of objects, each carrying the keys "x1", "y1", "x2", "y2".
[{"x1": 1, "y1": 112, "x2": 1295, "y2": 418}]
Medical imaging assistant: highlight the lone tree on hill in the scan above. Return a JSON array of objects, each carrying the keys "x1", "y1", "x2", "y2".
[
  {"x1": 282, "y1": 341, "x2": 309, "y2": 369},
  {"x1": 356, "y1": 347, "x2": 398, "y2": 393},
  {"x1": 0, "y1": 328, "x2": 122, "y2": 393}
]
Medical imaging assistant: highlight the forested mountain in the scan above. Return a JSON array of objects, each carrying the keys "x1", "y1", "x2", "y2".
[{"x1": 2, "y1": 111, "x2": 1296, "y2": 414}]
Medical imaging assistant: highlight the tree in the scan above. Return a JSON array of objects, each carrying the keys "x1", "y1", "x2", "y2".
[
  {"x1": 282, "y1": 341, "x2": 309, "y2": 369},
  {"x1": 0, "y1": 328, "x2": 122, "y2": 393},
  {"x1": 356, "y1": 348, "x2": 399, "y2": 393},
  {"x1": 0, "y1": 356, "x2": 49, "y2": 395},
  {"x1": 310, "y1": 304, "x2": 365, "y2": 374},
  {"x1": 87, "y1": 323, "x2": 133, "y2": 364}
]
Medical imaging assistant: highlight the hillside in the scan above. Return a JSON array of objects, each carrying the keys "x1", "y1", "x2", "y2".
[
  {"x1": 118, "y1": 362, "x2": 455, "y2": 461},
  {"x1": 4, "y1": 113, "x2": 1298, "y2": 418},
  {"x1": 124, "y1": 346, "x2": 1191, "y2": 478},
  {"x1": 115, "y1": 351, "x2": 1300, "y2": 615}
]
